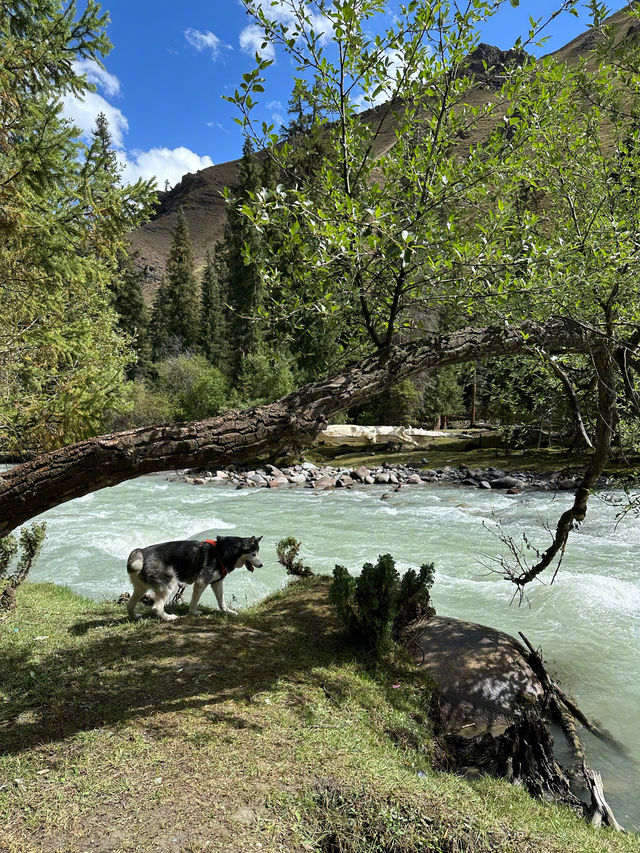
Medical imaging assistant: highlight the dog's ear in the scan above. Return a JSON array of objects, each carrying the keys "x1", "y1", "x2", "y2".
[{"x1": 255, "y1": 535, "x2": 263, "y2": 543}]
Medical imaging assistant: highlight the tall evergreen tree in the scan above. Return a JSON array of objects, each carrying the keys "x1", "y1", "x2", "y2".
[
  {"x1": 199, "y1": 248, "x2": 230, "y2": 371},
  {"x1": 152, "y1": 208, "x2": 200, "y2": 358},
  {"x1": 0, "y1": 3, "x2": 155, "y2": 452},
  {"x1": 224, "y1": 138, "x2": 267, "y2": 376},
  {"x1": 112, "y1": 250, "x2": 151, "y2": 377}
]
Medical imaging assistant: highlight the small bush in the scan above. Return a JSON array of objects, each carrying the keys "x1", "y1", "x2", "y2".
[
  {"x1": 0, "y1": 523, "x2": 47, "y2": 609},
  {"x1": 330, "y1": 555, "x2": 435, "y2": 660},
  {"x1": 395, "y1": 563, "x2": 436, "y2": 631},
  {"x1": 276, "y1": 537, "x2": 314, "y2": 577}
]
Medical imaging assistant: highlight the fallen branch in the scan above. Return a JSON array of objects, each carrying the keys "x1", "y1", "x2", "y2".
[{"x1": 518, "y1": 632, "x2": 625, "y2": 831}]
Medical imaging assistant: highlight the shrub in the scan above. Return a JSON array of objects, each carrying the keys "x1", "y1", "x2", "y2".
[
  {"x1": 330, "y1": 555, "x2": 435, "y2": 660},
  {"x1": 155, "y1": 354, "x2": 229, "y2": 420},
  {"x1": 276, "y1": 537, "x2": 314, "y2": 577},
  {"x1": 239, "y1": 345, "x2": 297, "y2": 404},
  {"x1": 1, "y1": 523, "x2": 47, "y2": 610}
]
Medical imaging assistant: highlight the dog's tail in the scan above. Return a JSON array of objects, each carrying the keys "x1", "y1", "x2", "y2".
[{"x1": 127, "y1": 549, "x2": 144, "y2": 574}]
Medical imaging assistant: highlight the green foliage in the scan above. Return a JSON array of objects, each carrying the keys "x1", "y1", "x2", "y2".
[
  {"x1": 199, "y1": 249, "x2": 230, "y2": 370},
  {"x1": 276, "y1": 537, "x2": 314, "y2": 577},
  {"x1": 111, "y1": 355, "x2": 231, "y2": 429},
  {"x1": 110, "y1": 380, "x2": 174, "y2": 430},
  {"x1": 422, "y1": 366, "x2": 466, "y2": 427},
  {"x1": 377, "y1": 379, "x2": 424, "y2": 426},
  {"x1": 239, "y1": 345, "x2": 297, "y2": 405},
  {"x1": 0, "y1": 523, "x2": 47, "y2": 590},
  {"x1": 152, "y1": 209, "x2": 200, "y2": 359},
  {"x1": 330, "y1": 554, "x2": 435, "y2": 660},
  {"x1": 0, "y1": 3, "x2": 155, "y2": 453},
  {"x1": 111, "y1": 249, "x2": 152, "y2": 377},
  {"x1": 395, "y1": 563, "x2": 436, "y2": 631},
  {"x1": 154, "y1": 355, "x2": 229, "y2": 422}
]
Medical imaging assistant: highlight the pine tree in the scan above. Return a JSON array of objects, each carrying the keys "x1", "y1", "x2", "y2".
[
  {"x1": 199, "y1": 248, "x2": 230, "y2": 370},
  {"x1": 155, "y1": 208, "x2": 200, "y2": 357},
  {"x1": 0, "y1": 3, "x2": 155, "y2": 452},
  {"x1": 224, "y1": 138, "x2": 267, "y2": 376},
  {"x1": 112, "y1": 250, "x2": 151, "y2": 376}
]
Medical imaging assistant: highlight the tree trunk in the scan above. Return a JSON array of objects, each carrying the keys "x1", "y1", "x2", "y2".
[{"x1": 0, "y1": 317, "x2": 597, "y2": 538}]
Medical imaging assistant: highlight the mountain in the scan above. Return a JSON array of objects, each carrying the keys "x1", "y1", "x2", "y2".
[{"x1": 128, "y1": 6, "x2": 635, "y2": 297}]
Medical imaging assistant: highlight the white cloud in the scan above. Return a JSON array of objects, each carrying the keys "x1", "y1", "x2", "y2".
[
  {"x1": 121, "y1": 147, "x2": 214, "y2": 189},
  {"x1": 239, "y1": 23, "x2": 275, "y2": 60},
  {"x1": 239, "y1": 1, "x2": 332, "y2": 61},
  {"x1": 61, "y1": 89, "x2": 129, "y2": 149},
  {"x1": 61, "y1": 60, "x2": 213, "y2": 190},
  {"x1": 74, "y1": 58, "x2": 121, "y2": 97},
  {"x1": 185, "y1": 27, "x2": 231, "y2": 60}
]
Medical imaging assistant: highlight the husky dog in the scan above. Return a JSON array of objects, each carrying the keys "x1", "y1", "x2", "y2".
[{"x1": 126, "y1": 535, "x2": 263, "y2": 621}]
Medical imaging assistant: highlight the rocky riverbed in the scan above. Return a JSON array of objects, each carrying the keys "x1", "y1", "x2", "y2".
[{"x1": 173, "y1": 460, "x2": 614, "y2": 493}]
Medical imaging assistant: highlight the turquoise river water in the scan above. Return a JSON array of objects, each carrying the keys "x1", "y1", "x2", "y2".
[{"x1": 15, "y1": 474, "x2": 640, "y2": 830}]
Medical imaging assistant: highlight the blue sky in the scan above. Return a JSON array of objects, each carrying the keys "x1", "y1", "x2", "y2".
[{"x1": 61, "y1": 0, "x2": 628, "y2": 189}]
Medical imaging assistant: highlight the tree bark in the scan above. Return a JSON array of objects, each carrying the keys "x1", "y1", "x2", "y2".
[{"x1": 0, "y1": 316, "x2": 597, "y2": 538}]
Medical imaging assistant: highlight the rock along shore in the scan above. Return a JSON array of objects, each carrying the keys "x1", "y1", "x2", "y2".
[{"x1": 171, "y1": 460, "x2": 613, "y2": 493}]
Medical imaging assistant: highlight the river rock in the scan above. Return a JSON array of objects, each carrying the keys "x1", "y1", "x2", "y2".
[
  {"x1": 479, "y1": 480, "x2": 492, "y2": 489},
  {"x1": 375, "y1": 473, "x2": 390, "y2": 484},
  {"x1": 406, "y1": 473, "x2": 422, "y2": 484},
  {"x1": 336, "y1": 474, "x2": 354, "y2": 488},
  {"x1": 313, "y1": 475, "x2": 335, "y2": 489},
  {"x1": 490, "y1": 476, "x2": 524, "y2": 490},
  {"x1": 352, "y1": 465, "x2": 370, "y2": 481},
  {"x1": 558, "y1": 478, "x2": 578, "y2": 490},
  {"x1": 268, "y1": 475, "x2": 289, "y2": 488}
]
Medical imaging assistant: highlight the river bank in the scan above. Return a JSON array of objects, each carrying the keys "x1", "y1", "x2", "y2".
[
  {"x1": 179, "y1": 458, "x2": 613, "y2": 493},
  {"x1": 1, "y1": 579, "x2": 638, "y2": 853}
]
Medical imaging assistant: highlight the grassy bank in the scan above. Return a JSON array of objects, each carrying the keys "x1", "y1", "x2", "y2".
[{"x1": 0, "y1": 579, "x2": 638, "y2": 853}]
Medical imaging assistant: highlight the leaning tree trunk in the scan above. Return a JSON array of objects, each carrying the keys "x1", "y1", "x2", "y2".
[{"x1": 0, "y1": 317, "x2": 596, "y2": 538}]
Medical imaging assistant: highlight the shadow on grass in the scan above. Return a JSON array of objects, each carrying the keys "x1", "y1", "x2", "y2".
[{"x1": 0, "y1": 578, "x2": 345, "y2": 756}]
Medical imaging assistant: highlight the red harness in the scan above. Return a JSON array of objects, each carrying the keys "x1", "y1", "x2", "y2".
[{"x1": 200, "y1": 539, "x2": 228, "y2": 578}]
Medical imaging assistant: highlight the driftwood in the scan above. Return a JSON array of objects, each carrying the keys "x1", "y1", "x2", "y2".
[{"x1": 519, "y1": 632, "x2": 625, "y2": 832}]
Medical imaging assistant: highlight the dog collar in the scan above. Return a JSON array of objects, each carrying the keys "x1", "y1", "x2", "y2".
[{"x1": 200, "y1": 538, "x2": 228, "y2": 578}]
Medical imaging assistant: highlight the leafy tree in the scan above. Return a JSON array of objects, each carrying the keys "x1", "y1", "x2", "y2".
[
  {"x1": 0, "y1": 1, "x2": 155, "y2": 453},
  {"x1": 228, "y1": 0, "x2": 640, "y2": 590},
  {"x1": 154, "y1": 354, "x2": 229, "y2": 422}
]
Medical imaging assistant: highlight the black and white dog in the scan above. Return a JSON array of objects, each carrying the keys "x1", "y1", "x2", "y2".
[{"x1": 126, "y1": 535, "x2": 263, "y2": 621}]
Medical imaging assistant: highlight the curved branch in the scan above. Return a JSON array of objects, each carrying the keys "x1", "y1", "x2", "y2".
[
  {"x1": 0, "y1": 316, "x2": 598, "y2": 538},
  {"x1": 537, "y1": 349, "x2": 593, "y2": 450},
  {"x1": 507, "y1": 344, "x2": 617, "y2": 590}
]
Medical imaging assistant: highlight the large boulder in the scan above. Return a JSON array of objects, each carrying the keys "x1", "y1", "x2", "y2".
[
  {"x1": 409, "y1": 615, "x2": 543, "y2": 737},
  {"x1": 407, "y1": 615, "x2": 581, "y2": 809}
]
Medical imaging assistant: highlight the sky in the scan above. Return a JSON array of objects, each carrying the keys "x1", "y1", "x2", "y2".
[{"x1": 61, "y1": 0, "x2": 629, "y2": 190}]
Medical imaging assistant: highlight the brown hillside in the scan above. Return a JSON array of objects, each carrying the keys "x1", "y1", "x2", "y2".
[{"x1": 128, "y1": 5, "x2": 635, "y2": 299}]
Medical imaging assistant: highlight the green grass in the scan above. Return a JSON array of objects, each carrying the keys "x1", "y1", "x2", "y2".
[{"x1": 0, "y1": 579, "x2": 638, "y2": 852}]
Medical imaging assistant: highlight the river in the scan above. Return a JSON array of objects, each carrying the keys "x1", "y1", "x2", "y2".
[{"x1": 17, "y1": 473, "x2": 640, "y2": 830}]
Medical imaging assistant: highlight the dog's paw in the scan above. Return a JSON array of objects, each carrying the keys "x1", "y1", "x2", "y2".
[
  {"x1": 189, "y1": 609, "x2": 203, "y2": 617},
  {"x1": 223, "y1": 607, "x2": 238, "y2": 616},
  {"x1": 156, "y1": 612, "x2": 179, "y2": 622}
]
